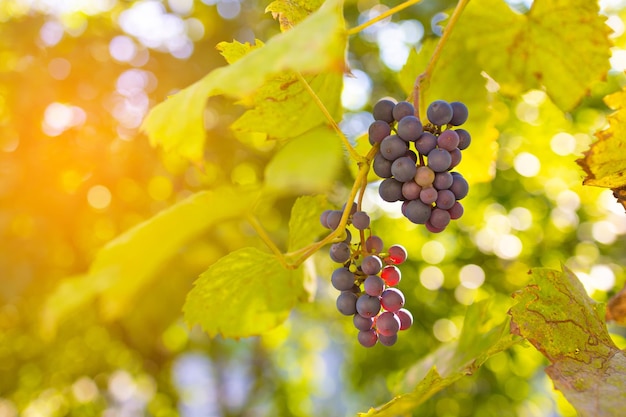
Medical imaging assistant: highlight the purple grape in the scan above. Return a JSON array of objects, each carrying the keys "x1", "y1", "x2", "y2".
[
  {"x1": 352, "y1": 211, "x2": 370, "y2": 230},
  {"x1": 342, "y1": 228, "x2": 352, "y2": 244},
  {"x1": 373, "y1": 99, "x2": 395, "y2": 123},
  {"x1": 396, "y1": 308, "x2": 413, "y2": 330},
  {"x1": 329, "y1": 242, "x2": 351, "y2": 263},
  {"x1": 381, "y1": 288, "x2": 405, "y2": 312},
  {"x1": 356, "y1": 294, "x2": 381, "y2": 318},
  {"x1": 365, "y1": 235, "x2": 384, "y2": 253},
  {"x1": 364, "y1": 275, "x2": 385, "y2": 296},
  {"x1": 378, "y1": 178, "x2": 403, "y2": 202},
  {"x1": 353, "y1": 314, "x2": 374, "y2": 331},
  {"x1": 427, "y1": 100, "x2": 453, "y2": 125},
  {"x1": 320, "y1": 210, "x2": 332, "y2": 228},
  {"x1": 419, "y1": 186, "x2": 438, "y2": 205},
  {"x1": 449, "y1": 148, "x2": 462, "y2": 169},
  {"x1": 433, "y1": 172, "x2": 453, "y2": 190},
  {"x1": 391, "y1": 157, "x2": 417, "y2": 182},
  {"x1": 397, "y1": 115, "x2": 423, "y2": 142},
  {"x1": 343, "y1": 202, "x2": 358, "y2": 216},
  {"x1": 415, "y1": 132, "x2": 437, "y2": 155},
  {"x1": 368, "y1": 120, "x2": 392, "y2": 145},
  {"x1": 386, "y1": 245, "x2": 407, "y2": 265},
  {"x1": 358, "y1": 329, "x2": 378, "y2": 347},
  {"x1": 450, "y1": 101, "x2": 469, "y2": 126},
  {"x1": 336, "y1": 291, "x2": 358, "y2": 315},
  {"x1": 378, "y1": 333, "x2": 398, "y2": 346},
  {"x1": 326, "y1": 210, "x2": 342, "y2": 230},
  {"x1": 437, "y1": 130, "x2": 460, "y2": 151},
  {"x1": 456, "y1": 129, "x2": 471, "y2": 150},
  {"x1": 404, "y1": 149, "x2": 418, "y2": 163},
  {"x1": 376, "y1": 311, "x2": 401, "y2": 336},
  {"x1": 373, "y1": 152, "x2": 393, "y2": 178},
  {"x1": 380, "y1": 135, "x2": 408, "y2": 161},
  {"x1": 430, "y1": 208, "x2": 451, "y2": 229},
  {"x1": 403, "y1": 200, "x2": 431, "y2": 224},
  {"x1": 331, "y1": 267, "x2": 355, "y2": 291},
  {"x1": 401, "y1": 181, "x2": 422, "y2": 200},
  {"x1": 450, "y1": 173, "x2": 469, "y2": 199},
  {"x1": 425, "y1": 220, "x2": 445, "y2": 233},
  {"x1": 361, "y1": 255, "x2": 383, "y2": 275},
  {"x1": 427, "y1": 148, "x2": 452, "y2": 172},
  {"x1": 449, "y1": 201, "x2": 464, "y2": 219},
  {"x1": 392, "y1": 101, "x2": 415, "y2": 121},
  {"x1": 435, "y1": 189, "x2": 456, "y2": 210}
]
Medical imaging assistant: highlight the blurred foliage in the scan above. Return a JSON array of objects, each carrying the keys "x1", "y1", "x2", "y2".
[{"x1": 1, "y1": 0, "x2": 625, "y2": 417}]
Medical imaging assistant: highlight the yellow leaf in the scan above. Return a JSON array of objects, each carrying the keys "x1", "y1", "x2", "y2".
[{"x1": 265, "y1": 0, "x2": 325, "y2": 31}]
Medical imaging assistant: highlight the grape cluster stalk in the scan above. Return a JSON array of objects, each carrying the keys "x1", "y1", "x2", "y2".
[
  {"x1": 369, "y1": 98, "x2": 471, "y2": 232},
  {"x1": 320, "y1": 204, "x2": 413, "y2": 347}
]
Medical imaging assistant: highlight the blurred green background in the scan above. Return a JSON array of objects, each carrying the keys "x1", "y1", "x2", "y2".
[{"x1": 1, "y1": 0, "x2": 626, "y2": 416}]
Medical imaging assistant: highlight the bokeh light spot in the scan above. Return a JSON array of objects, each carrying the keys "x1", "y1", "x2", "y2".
[
  {"x1": 109, "y1": 35, "x2": 136, "y2": 62},
  {"x1": 550, "y1": 132, "x2": 577, "y2": 156},
  {"x1": 494, "y1": 234, "x2": 522, "y2": 260},
  {"x1": 87, "y1": 185, "x2": 112, "y2": 209},
  {"x1": 433, "y1": 318, "x2": 458, "y2": 342},
  {"x1": 72, "y1": 377, "x2": 99, "y2": 403},
  {"x1": 48, "y1": 57, "x2": 71, "y2": 80},
  {"x1": 341, "y1": 69, "x2": 372, "y2": 111},
  {"x1": 148, "y1": 176, "x2": 173, "y2": 201},
  {"x1": 421, "y1": 240, "x2": 446, "y2": 264},
  {"x1": 459, "y1": 264, "x2": 485, "y2": 289},
  {"x1": 592, "y1": 220, "x2": 617, "y2": 245},
  {"x1": 420, "y1": 265, "x2": 444, "y2": 290},
  {"x1": 513, "y1": 152, "x2": 540, "y2": 177},
  {"x1": 39, "y1": 20, "x2": 64, "y2": 46}
]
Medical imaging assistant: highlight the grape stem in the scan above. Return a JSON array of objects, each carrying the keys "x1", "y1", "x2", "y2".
[
  {"x1": 410, "y1": 0, "x2": 470, "y2": 119},
  {"x1": 246, "y1": 214, "x2": 290, "y2": 269},
  {"x1": 346, "y1": 0, "x2": 424, "y2": 36},
  {"x1": 295, "y1": 72, "x2": 363, "y2": 163}
]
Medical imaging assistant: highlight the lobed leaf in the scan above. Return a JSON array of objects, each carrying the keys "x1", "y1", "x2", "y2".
[
  {"x1": 509, "y1": 266, "x2": 626, "y2": 417},
  {"x1": 183, "y1": 247, "x2": 297, "y2": 338},
  {"x1": 577, "y1": 87, "x2": 626, "y2": 210},
  {"x1": 454, "y1": 0, "x2": 611, "y2": 111},
  {"x1": 287, "y1": 194, "x2": 327, "y2": 252},
  {"x1": 265, "y1": 0, "x2": 325, "y2": 31},
  {"x1": 141, "y1": 0, "x2": 346, "y2": 162},
  {"x1": 358, "y1": 301, "x2": 520, "y2": 416}
]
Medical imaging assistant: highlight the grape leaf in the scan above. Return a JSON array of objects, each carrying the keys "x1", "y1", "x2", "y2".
[
  {"x1": 509, "y1": 266, "x2": 626, "y2": 417},
  {"x1": 398, "y1": 41, "x2": 498, "y2": 184},
  {"x1": 358, "y1": 301, "x2": 520, "y2": 416},
  {"x1": 287, "y1": 194, "x2": 327, "y2": 252},
  {"x1": 216, "y1": 39, "x2": 264, "y2": 64},
  {"x1": 41, "y1": 186, "x2": 260, "y2": 335},
  {"x1": 454, "y1": 0, "x2": 611, "y2": 111},
  {"x1": 141, "y1": 0, "x2": 346, "y2": 162},
  {"x1": 577, "y1": 87, "x2": 626, "y2": 210},
  {"x1": 183, "y1": 247, "x2": 297, "y2": 338},
  {"x1": 266, "y1": 0, "x2": 325, "y2": 31},
  {"x1": 264, "y1": 125, "x2": 343, "y2": 194}
]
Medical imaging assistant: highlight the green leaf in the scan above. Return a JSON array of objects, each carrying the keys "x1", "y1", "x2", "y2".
[
  {"x1": 509, "y1": 266, "x2": 626, "y2": 417},
  {"x1": 577, "y1": 87, "x2": 626, "y2": 210},
  {"x1": 264, "y1": 125, "x2": 343, "y2": 194},
  {"x1": 266, "y1": 0, "x2": 325, "y2": 31},
  {"x1": 216, "y1": 39, "x2": 264, "y2": 64},
  {"x1": 41, "y1": 187, "x2": 260, "y2": 334},
  {"x1": 455, "y1": 0, "x2": 611, "y2": 111},
  {"x1": 183, "y1": 247, "x2": 297, "y2": 338},
  {"x1": 141, "y1": 0, "x2": 346, "y2": 162},
  {"x1": 287, "y1": 194, "x2": 327, "y2": 252},
  {"x1": 359, "y1": 301, "x2": 520, "y2": 416}
]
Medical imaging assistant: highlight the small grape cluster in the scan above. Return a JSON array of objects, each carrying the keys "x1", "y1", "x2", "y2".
[
  {"x1": 320, "y1": 205, "x2": 413, "y2": 347},
  {"x1": 369, "y1": 99, "x2": 471, "y2": 232}
]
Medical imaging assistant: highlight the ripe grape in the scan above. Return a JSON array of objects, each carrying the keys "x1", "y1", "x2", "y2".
[
  {"x1": 415, "y1": 166, "x2": 435, "y2": 187},
  {"x1": 450, "y1": 173, "x2": 469, "y2": 199},
  {"x1": 325, "y1": 210, "x2": 342, "y2": 230},
  {"x1": 352, "y1": 211, "x2": 370, "y2": 230},
  {"x1": 380, "y1": 135, "x2": 408, "y2": 161},
  {"x1": 427, "y1": 100, "x2": 453, "y2": 125},
  {"x1": 331, "y1": 267, "x2": 355, "y2": 291},
  {"x1": 342, "y1": 228, "x2": 352, "y2": 244},
  {"x1": 449, "y1": 148, "x2": 462, "y2": 169},
  {"x1": 433, "y1": 171, "x2": 453, "y2": 190},
  {"x1": 358, "y1": 329, "x2": 378, "y2": 347},
  {"x1": 365, "y1": 235, "x2": 384, "y2": 253},
  {"x1": 427, "y1": 148, "x2": 452, "y2": 172},
  {"x1": 397, "y1": 115, "x2": 423, "y2": 142},
  {"x1": 456, "y1": 128, "x2": 471, "y2": 150},
  {"x1": 364, "y1": 275, "x2": 385, "y2": 296},
  {"x1": 425, "y1": 220, "x2": 446, "y2": 233},
  {"x1": 379, "y1": 178, "x2": 403, "y2": 202},
  {"x1": 403, "y1": 199, "x2": 431, "y2": 224},
  {"x1": 319, "y1": 210, "x2": 332, "y2": 228},
  {"x1": 381, "y1": 265, "x2": 401, "y2": 286},
  {"x1": 376, "y1": 311, "x2": 401, "y2": 336},
  {"x1": 373, "y1": 99, "x2": 395, "y2": 123},
  {"x1": 404, "y1": 149, "x2": 418, "y2": 163},
  {"x1": 381, "y1": 288, "x2": 405, "y2": 312},
  {"x1": 392, "y1": 101, "x2": 415, "y2": 121},
  {"x1": 373, "y1": 152, "x2": 393, "y2": 178},
  {"x1": 361, "y1": 255, "x2": 383, "y2": 275},
  {"x1": 353, "y1": 314, "x2": 374, "y2": 331},
  {"x1": 450, "y1": 101, "x2": 469, "y2": 126},
  {"x1": 415, "y1": 132, "x2": 437, "y2": 155},
  {"x1": 402, "y1": 181, "x2": 422, "y2": 200},
  {"x1": 419, "y1": 186, "x2": 438, "y2": 205},
  {"x1": 396, "y1": 308, "x2": 413, "y2": 330},
  {"x1": 329, "y1": 242, "x2": 351, "y2": 263},
  {"x1": 430, "y1": 208, "x2": 451, "y2": 229},
  {"x1": 369, "y1": 120, "x2": 392, "y2": 145},
  {"x1": 437, "y1": 129, "x2": 460, "y2": 151},
  {"x1": 386, "y1": 245, "x2": 407, "y2": 264},
  {"x1": 435, "y1": 189, "x2": 456, "y2": 210},
  {"x1": 449, "y1": 201, "x2": 464, "y2": 219},
  {"x1": 356, "y1": 294, "x2": 382, "y2": 318},
  {"x1": 391, "y1": 156, "x2": 417, "y2": 182},
  {"x1": 377, "y1": 333, "x2": 397, "y2": 346},
  {"x1": 336, "y1": 291, "x2": 358, "y2": 315}
]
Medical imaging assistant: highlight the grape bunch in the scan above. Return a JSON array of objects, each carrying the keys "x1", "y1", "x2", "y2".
[
  {"x1": 369, "y1": 99, "x2": 470, "y2": 232},
  {"x1": 320, "y1": 205, "x2": 413, "y2": 347}
]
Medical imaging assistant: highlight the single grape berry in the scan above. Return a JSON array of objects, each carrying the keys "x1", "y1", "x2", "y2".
[
  {"x1": 369, "y1": 120, "x2": 392, "y2": 145},
  {"x1": 430, "y1": 208, "x2": 451, "y2": 229},
  {"x1": 403, "y1": 200, "x2": 431, "y2": 224},
  {"x1": 435, "y1": 189, "x2": 456, "y2": 210},
  {"x1": 365, "y1": 235, "x2": 384, "y2": 253},
  {"x1": 426, "y1": 100, "x2": 453, "y2": 126},
  {"x1": 376, "y1": 311, "x2": 401, "y2": 336},
  {"x1": 354, "y1": 314, "x2": 374, "y2": 331},
  {"x1": 386, "y1": 245, "x2": 407, "y2": 265},
  {"x1": 331, "y1": 267, "x2": 355, "y2": 291},
  {"x1": 352, "y1": 211, "x2": 370, "y2": 230},
  {"x1": 336, "y1": 291, "x2": 358, "y2": 315},
  {"x1": 397, "y1": 115, "x2": 423, "y2": 142},
  {"x1": 379, "y1": 178, "x2": 404, "y2": 202},
  {"x1": 415, "y1": 132, "x2": 437, "y2": 155},
  {"x1": 419, "y1": 186, "x2": 438, "y2": 205},
  {"x1": 373, "y1": 153, "x2": 393, "y2": 178},
  {"x1": 380, "y1": 135, "x2": 408, "y2": 161},
  {"x1": 329, "y1": 242, "x2": 351, "y2": 263},
  {"x1": 356, "y1": 294, "x2": 382, "y2": 318},
  {"x1": 325, "y1": 210, "x2": 342, "y2": 230},
  {"x1": 427, "y1": 148, "x2": 452, "y2": 173},
  {"x1": 392, "y1": 101, "x2": 415, "y2": 121},
  {"x1": 449, "y1": 101, "x2": 469, "y2": 126},
  {"x1": 361, "y1": 255, "x2": 383, "y2": 275},
  {"x1": 358, "y1": 329, "x2": 378, "y2": 347},
  {"x1": 396, "y1": 308, "x2": 414, "y2": 330},
  {"x1": 391, "y1": 157, "x2": 417, "y2": 183},
  {"x1": 450, "y1": 172, "x2": 469, "y2": 200},
  {"x1": 402, "y1": 181, "x2": 422, "y2": 200},
  {"x1": 456, "y1": 129, "x2": 471, "y2": 150},
  {"x1": 363, "y1": 275, "x2": 385, "y2": 297},
  {"x1": 381, "y1": 265, "x2": 401, "y2": 286},
  {"x1": 437, "y1": 130, "x2": 460, "y2": 151},
  {"x1": 449, "y1": 201, "x2": 464, "y2": 219},
  {"x1": 319, "y1": 210, "x2": 332, "y2": 228},
  {"x1": 377, "y1": 333, "x2": 398, "y2": 346},
  {"x1": 415, "y1": 166, "x2": 435, "y2": 187},
  {"x1": 433, "y1": 171, "x2": 453, "y2": 190},
  {"x1": 381, "y1": 288, "x2": 405, "y2": 312},
  {"x1": 372, "y1": 99, "x2": 395, "y2": 123}
]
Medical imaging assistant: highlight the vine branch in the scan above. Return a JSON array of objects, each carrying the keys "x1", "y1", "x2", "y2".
[
  {"x1": 347, "y1": 0, "x2": 424, "y2": 36},
  {"x1": 247, "y1": 214, "x2": 290, "y2": 269}
]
